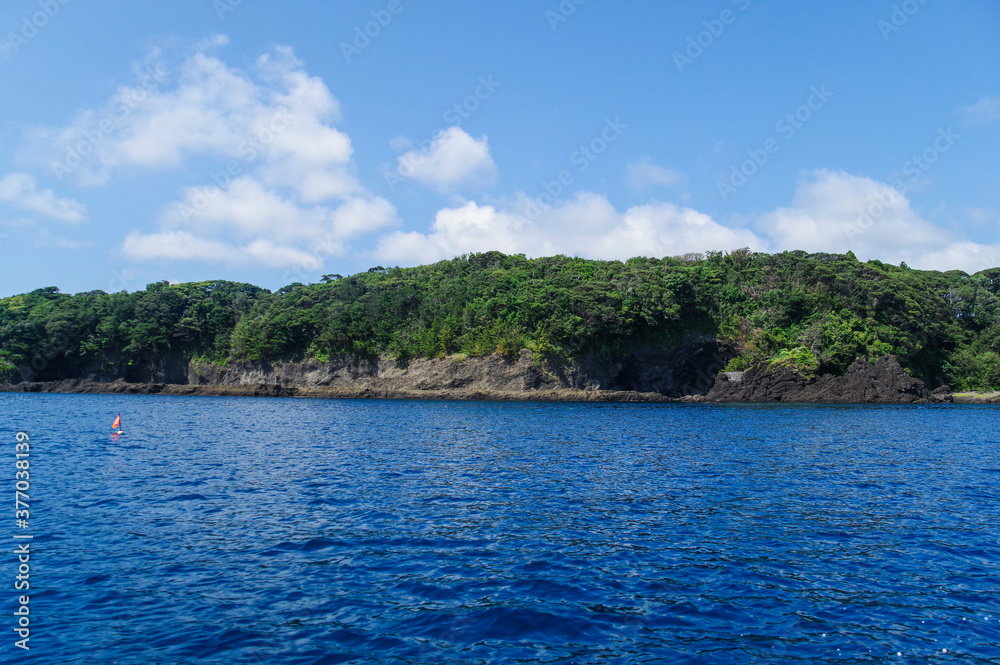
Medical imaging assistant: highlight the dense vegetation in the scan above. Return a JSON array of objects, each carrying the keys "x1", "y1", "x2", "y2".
[{"x1": 1, "y1": 250, "x2": 998, "y2": 390}]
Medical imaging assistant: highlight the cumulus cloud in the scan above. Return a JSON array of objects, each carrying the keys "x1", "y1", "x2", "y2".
[
  {"x1": 193, "y1": 34, "x2": 230, "y2": 51},
  {"x1": 376, "y1": 192, "x2": 765, "y2": 265},
  {"x1": 395, "y1": 127, "x2": 496, "y2": 192},
  {"x1": 626, "y1": 157, "x2": 687, "y2": 190},
  {"x1": 18, "y1": 39, "x2": 995, "y2": 277},
  {"x1": 0, "y1": 173, "x2": 86, "y2": 223},
  {"x1": 758, "y1": 170, "x2": 945, "y2": 254},
  {"x1": 375, "y1": 170, "x2": 999, "y2": 275},
  {"x1": 28, "y1": 41, "x2": 397, "y2": 270},
  {"x1": 377, "y1": 202, "x2": 527, "y2": 265},
  {"x1": 122, "y1": 231, "x2": 323, "y2": 270},
  {"x1": 163, "y1": 177, "x2": 331, "y2": 240},
  {"x1": 36, "y1": 46, "x2": 355, "y2": 189},
  {"x1": 758, "y1": 170, "x2": 1000, "y2": 273},
  {"x1": 157, "y1": 176, "x2": 396, "y2": 265}
]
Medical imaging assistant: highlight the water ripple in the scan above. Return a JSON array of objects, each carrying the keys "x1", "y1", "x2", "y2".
[{"x1": 2, "y1": 396, "x2": 999, "y2": 663}]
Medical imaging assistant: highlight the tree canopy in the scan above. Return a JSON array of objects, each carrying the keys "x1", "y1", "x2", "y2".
[{"x1": 2, "y1": 251, "x2": 997, "y2": 390}]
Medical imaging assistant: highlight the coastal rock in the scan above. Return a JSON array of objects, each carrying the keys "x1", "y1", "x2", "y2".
[
  {"x1": 0, "y1": 346, "x2": 951, "y2": 405},
  {"x1": 0, "y1": 336, "x2": 733, "y2": 402},
  {"x1": 706, "y1": 355, "x2": 935, "y2": 403},
  {"x1": 930, "y1": 385, "x2": 953, "y2": 403},
  {"x1": 177, "y1": 336, "x2": 736, "y2": 398},
  {"x1": 952, "y1": 391, "x2": 1000, "y2": 404},
  {"x1": 577, "y1": 337, "x2": 738, "y2": 396}
]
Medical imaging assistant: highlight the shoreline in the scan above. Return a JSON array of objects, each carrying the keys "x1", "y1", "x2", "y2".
[
  {"x1": 0, "y1": 379, "x2": 679, "y2": 403},
  {"x1": 2, "y1": 378, "x2": 997, "y2": 404},
  {"x1": 952, "y1": 391, "x2": 1000, "y2": 404}
]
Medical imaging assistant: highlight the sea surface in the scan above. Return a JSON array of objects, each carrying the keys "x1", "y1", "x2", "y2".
[{"x1": 2, "y1": 393, "x2": 1000, "y2": 664}]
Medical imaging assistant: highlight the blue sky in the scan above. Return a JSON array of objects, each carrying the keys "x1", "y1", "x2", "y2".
[{"x1": 1, "y1": 0, "x2": 998, "y2": 296}]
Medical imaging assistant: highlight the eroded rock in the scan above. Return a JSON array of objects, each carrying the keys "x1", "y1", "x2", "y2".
[{"x1": 706, "y1": 355, "x2": 938, "y2": 403}]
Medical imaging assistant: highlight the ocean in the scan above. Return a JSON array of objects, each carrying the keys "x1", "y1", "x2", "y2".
[{"x1": 2, "y1": 393, "x2": 999, "y2": 663}]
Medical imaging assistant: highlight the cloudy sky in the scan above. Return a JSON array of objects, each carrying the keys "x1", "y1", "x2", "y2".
[{"x1": 1, "y1": 0, "x2": 998, "y2": 295}]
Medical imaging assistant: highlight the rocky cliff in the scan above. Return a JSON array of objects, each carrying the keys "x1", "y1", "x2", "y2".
[
  {"x1": 2, "y1": 337, "x2": 733, "y2": 401},
  {"x1": 181, "y1": 336, "x2": 736, "y2": 397},
  {"x1": 707, "y1": 355, "x2": 951, "y2": 403},
  {"x1": 0, "y1": 341, "x2": 955, "y2": 404}
]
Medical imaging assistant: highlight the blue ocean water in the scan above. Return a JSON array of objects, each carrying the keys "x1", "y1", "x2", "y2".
[{"x1": 2, "y1": 393, "x2": 1000, "y2": 664}]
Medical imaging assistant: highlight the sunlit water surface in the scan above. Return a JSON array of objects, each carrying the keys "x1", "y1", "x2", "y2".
[{"x1": 2, "y1": 393, "x2": 999, "y2": 663}]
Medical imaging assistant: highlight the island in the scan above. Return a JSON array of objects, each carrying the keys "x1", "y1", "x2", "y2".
[{"x1": 2, "y1": 250, "x2": 997, "y2": 403}]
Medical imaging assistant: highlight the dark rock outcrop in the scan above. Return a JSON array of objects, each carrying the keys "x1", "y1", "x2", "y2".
[
  {"x1": 0, "y1": 377, "x2": 671, "y2": 403},
  {"x1": 0, "y1": 345, "x2": 954, "y2": 404},
  {"x1": 706, "y1": 355, "x2": 939, "y2": 403},
  {"x1": 175, "y1": 336, "x2": 736, "y2": 399},
  {"x1": 930, "y1": 385, "x2": 953, "y2": 403},
  {"x1": 585, "y1": 337, "x2": 738, "y2": 397}
]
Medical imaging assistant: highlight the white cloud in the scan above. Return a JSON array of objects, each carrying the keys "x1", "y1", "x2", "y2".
[
  {"x1": 376, "y1": 170, "x2": 999, "y2": 275},
  {"x1": 961, "y1": 97, "x2": 1000, "y2": 125},
  {"x1": 29, "y1": 41, "x2": 399, "y2": 270},
  {"x1": 35, "y1": 45, "x2": 353, "y2": 189},
  {"x1": 0, "y1": 173, "x2": 86, "y2": 223},
  {"x1": 122, "y1": 231, "x2": 322, "y2": 270},
  {"x1": 758, "y1": 169, "x2": 1000, "y2": 273},
  {"x1": 194, "y1": 34, "x2": 230, "y2": 51},
  {"x1": 163, "y1": 177, "x2": 330, "y2": 240},
  {"x1": 377, "y1": 202, "x2": 527, "y2": 265},
  {"x1": 152, "y1": 176, "x2": 397, "y2": 268},
  {"x1": 914, "y1": 242, "x2": 1000, "y2": 274},
  {"x1": 598, "y1": 202, "x2": 761, "y2": 260},
  {"x1": 626, "y1": 157, "x2": 687, "y2": 190},
  {"x1": 18, "y1": 39, "x2": 996, "y2": 278},
  {"x1": 330, "y1": 197, "x2": 398, "y2": 238},
  {"x1": 376, "y1": 192, "x2": 765, "y2": 265},
  {"x1": 395, "y1": 127, "x2": 496, "y2": 192},
  {"x1": 124, "y1": 231, "x2": 239, "y2": 263},
  {"x1": 388, "y1": 135, "x2": 414, "y2": 151},
  {"x1": 759, "y1": 170, "x2": 946, "y2": 254}
]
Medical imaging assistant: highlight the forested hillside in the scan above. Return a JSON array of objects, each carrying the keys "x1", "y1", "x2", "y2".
[{"x1": 2, "y1": 250, "x2": 998, "y2": 390}]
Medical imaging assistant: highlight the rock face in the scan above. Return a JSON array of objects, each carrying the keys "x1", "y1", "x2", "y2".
[
  {"x1": 0, "y1": 344, "x2": 951, "y2": 404},
  {"x1": 1, "y1": 336, "x2": 737, "y2": 401},
  {"x1": 185, "y1": 336, "x2": 737, "y2": 398},
  {"x1": 706, "y1": 355, "x2": 940, "y2": 403}
]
